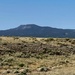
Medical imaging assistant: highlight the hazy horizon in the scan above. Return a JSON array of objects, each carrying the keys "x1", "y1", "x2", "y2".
[{"x1": 0, "y1": 0, "x2": 75, "y2": 30}]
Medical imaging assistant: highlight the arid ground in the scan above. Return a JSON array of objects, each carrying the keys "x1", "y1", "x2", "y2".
[{"x1": 0, "y1": 37, "x2": 75, "y2": 75}]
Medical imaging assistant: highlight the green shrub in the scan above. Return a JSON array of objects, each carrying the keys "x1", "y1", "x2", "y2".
[
  {"x1": 65, "y1": 38, "x2": 70, "y2": 41},
  {"x1": 19, "y1": 63, "x2": 24, "y2": 67},
  {"x1": 18, "y1": 72, "x2": 27, "y2": 75},
  {"x1": 45, "y1": 38, "x2": 54, "y2": 42},
  {"x1": 71, "y1": 40, "x2": 75, "y2": 44},
  {"x1": 15, "y1": 52, "x2": 23, "y2": 57},
  {"x1": 18, "y1": 69, "x2": 28, "y2": 75},
  {"x1": 0, "y1": 38, "x2": 2, "y2": 40},
  {"x1": 4, "y1": 57, "x2": 14, "y2": 62},
  {"x1": 13, "y1": 37, "x2": 19, "y2": 40},
  {"x1": 2, "y1": 43, "x2": 7, "y2": 45},
  {"x1": 14, "y1": 70, "x2": 19, "y2": 73}
]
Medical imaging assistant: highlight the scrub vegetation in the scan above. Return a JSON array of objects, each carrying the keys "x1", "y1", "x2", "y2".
[{"x1": 0, "y1": 36, "x2": 75, "y2": 75}]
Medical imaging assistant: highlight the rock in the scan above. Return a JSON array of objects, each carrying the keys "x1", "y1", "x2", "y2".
[
  {"x1": 37, "y1": 67, "x2": 49, "y2": 72},
  {"x1": 19, "y1": 69, "x2": 25, "y2": 72},
  {"x1": 14, "y1": 70, "x2": 19, "y2": 73}
]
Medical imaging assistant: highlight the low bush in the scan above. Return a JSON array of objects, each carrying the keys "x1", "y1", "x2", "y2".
[{"x1": 19, "y1": 63, "x2": 24, "y2": 67}]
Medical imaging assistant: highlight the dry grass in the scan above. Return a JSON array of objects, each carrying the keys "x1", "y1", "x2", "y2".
[
  {"x1": 1, "y1": 55, "x2": 75, "y2": 75},
  {"x1": 0, "y1": 36, "x2": 75, "y2": 75}
]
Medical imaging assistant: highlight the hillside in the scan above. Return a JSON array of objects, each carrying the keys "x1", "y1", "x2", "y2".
[{"x1": 0, "y1": 24, "x2": 75, "y2": 38}]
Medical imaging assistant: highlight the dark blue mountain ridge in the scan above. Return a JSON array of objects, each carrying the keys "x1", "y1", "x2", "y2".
[{"x1": 0, "y1": 24, "x2": 75, "y2": 38}]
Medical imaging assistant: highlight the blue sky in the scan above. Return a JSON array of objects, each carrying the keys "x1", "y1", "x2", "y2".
[{"x1": 0, "y1": 0, "x2": 75, "y2": 30}]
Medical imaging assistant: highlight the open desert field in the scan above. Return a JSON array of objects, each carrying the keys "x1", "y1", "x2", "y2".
[{"x1": 0, "y1": 37, "x2": 75, "y2": 75}]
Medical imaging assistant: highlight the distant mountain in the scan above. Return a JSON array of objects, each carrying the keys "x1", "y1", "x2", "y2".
[{"x1": 0, "y1": 24, "x2": 75, "y2": 38}]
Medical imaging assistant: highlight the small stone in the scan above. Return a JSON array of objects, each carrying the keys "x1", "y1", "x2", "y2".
[{"x1": 37, "y1": 67, "x2": 49, "y2": 72}]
